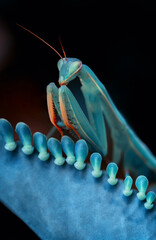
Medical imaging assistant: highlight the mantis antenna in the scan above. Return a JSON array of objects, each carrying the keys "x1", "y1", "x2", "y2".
[
  {"x1": 16, "y1": 23, "x2": 64, "y2": 60},
  {"x1": 59, "y1": 37, "x2": 68, "y2": 61}
]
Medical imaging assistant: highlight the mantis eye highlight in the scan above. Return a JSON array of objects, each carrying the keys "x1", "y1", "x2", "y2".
[
  {"x1": 69, "y1": 61, "x2": 82, "y2": 75},
  {"x1": 57, "y1": 59, "x2": 64, "y2": 71}
]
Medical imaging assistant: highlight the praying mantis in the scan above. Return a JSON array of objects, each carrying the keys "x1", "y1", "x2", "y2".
[{"x1": 17, "y1": 24, "x2": 156, "y2": 180}]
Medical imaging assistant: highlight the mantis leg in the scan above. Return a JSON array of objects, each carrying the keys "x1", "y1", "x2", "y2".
[
  {"x1": 59, "y1": 85, "x2": 106, "y2": 155},
  {"x1": 123, "y1": 128, "x2": 156, "y2": 180},
  {"x1": 47, "y1": 83, "x2": 83, "y2": 140},
  {"x1": 81, "y1": 86, "x2": 107, "y2": 156},
  {"x1": 46, "y1": 83, "x2": 66, "y2": 137}
]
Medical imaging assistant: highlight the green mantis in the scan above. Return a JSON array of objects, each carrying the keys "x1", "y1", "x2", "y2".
[{"x1": 18, "y1": 24, "x2": 156, "y2": 180}]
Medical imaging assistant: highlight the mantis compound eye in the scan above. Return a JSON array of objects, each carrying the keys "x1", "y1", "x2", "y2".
[
  {"x1": 57, "y1": 59, "x2": 64, "y2": 71},
  {"x1": 69, "y1": 61, "x2": 82, "y2": 75}
]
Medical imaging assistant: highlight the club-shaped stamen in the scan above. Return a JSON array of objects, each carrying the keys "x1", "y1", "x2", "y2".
[
  {"x1": 106, "y1": 162, "x2": 118, "y2": 185},
  {"x1": 0, "y1": 118, "x2": 17, "y2": 151},
  {"x1": 144, "y1": 191, "x2": 156, "y2": 210},
  {"x1": 48, "y1": 137, "x2": 65, "y2": 166},
  {"x1": 135, "y1": 175, "x2": 149, "y2": 200},
  {"x1": 33, "y1": 132, "x2": 50, "y2": 161},
  {"x1": 123, "y1": 175, "x2": 133, "y2": 197},
  {"x1": 90, "y1": 152, "x2": 102, "y2": 178},
  {"x1": 15, "y1": 122, "x2": 34, "y2": 155},
  {"x1": 61, "y1": 135, "x2": 75, "y2": 165},
  {"x1": 74, "y1": 139, "x2": 88, "y2": 170}
]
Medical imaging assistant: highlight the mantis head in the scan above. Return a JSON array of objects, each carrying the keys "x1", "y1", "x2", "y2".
[
  {"x1": 58, "y1": 58, "x2": 82, "y2": 86},
  {"x1": 16, "y1": 24, "x2": 83, "y2": 86}
]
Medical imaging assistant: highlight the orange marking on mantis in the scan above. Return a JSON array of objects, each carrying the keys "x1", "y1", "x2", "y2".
[
  {"x1": 59, "y1": 95, "x2": 81, "y2": 139},
  {"x1": 47, "y1": 93, "x2": 64, "y2": 136}
]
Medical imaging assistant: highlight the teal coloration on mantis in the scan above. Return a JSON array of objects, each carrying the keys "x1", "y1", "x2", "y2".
[
  {"x1": 16, "y1": 23, "x2": 156, "y2": 181},
  {"x1": 1, "y1": 24, "x2": 154, "y2": 239},
  {"x1": 47, "y1": 57, "x2": 156, "y2": 182}
]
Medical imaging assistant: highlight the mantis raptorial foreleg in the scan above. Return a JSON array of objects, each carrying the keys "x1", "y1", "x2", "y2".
[
  {"x1": 58, "y1": 85, "x2": 105, "y2": 155},
  {"x1": 47, "y1": 83, "x2": 65, "y2": 136},
  {"x1": 46, "y1": 83, "x2": 103, "y2": 152}
]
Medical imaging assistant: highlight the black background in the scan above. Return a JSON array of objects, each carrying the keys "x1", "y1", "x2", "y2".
[{"x1": 0, "y1": 0, "x2": 156, "y2": 239}]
